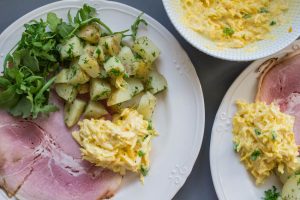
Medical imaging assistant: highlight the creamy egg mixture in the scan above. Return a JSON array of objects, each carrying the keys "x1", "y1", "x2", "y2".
[
  {"x1": 72, "y1": 108, "x2": 157, "y2": 181},
  {"x1": 233, "y1": 101, "x2": 299, "y2": 184},
  {"x1": 181, "y1": 0, "x2": 288, "y2": 48}
]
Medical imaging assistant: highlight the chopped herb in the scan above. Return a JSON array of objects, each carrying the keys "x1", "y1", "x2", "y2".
[
  {"x1": 130, "y1": 13, "x2": 148, "y2": 41},
  {"x1": 250, "y1": 150, "x2": 261, "y2": 161},
  {"x1": 140, "y1": 165, "x2": 149, "y2": 176},
  {"x1": 147, "y1": 120, "x2": 153, "y2": 130},
  {"x1": 152, "y1": 52, "x2": 156, "y2": 57},
  {"x1": 104, "y1": 42, "x2": 109, "y2": 50},
  {"x1": 109, "y1": 69, "x2": 121, "y2": 77},
  {"x1": 223, "y1": 27, "x2": 234, "y2": 36},
  {"x1": 233, "y1": 142, "x2": 239, "y2": 152},
  {"x1": 260, "y1": 7, "x2": 269, "y2": 13},
  {"x1": 138, "y1": 150, "x2": 145, "y2": 157},
  {"x1": 243, "y1": 13, "x2": 252, "y2": 19},
  {"x1": 95, "y1": 48, "x2": 101, "y2": 55},
  {"x1": 271, "y1": 131, "x2": 277, "y2": 140},
  {"x1": 254, "y1": 128, "x2": 261, "y2": 136},
  {"x1": 263, "y1": 186, "x2": 280, "y2": 200},
  {"x1": 270, "y1": 21, "x2": 277, "y2": 26}
]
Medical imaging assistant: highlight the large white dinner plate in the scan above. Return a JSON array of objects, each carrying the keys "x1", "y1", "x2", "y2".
[
  {"x1": 0, "y1": 0, "x2": 205, "y2": 199},
  {"x1": 210, "y1": 39, "x2": 300, "y2": 200}
]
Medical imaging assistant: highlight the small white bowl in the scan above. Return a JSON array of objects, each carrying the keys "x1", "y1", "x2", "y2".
[{"x1": 162, "y1": 0, "x2": 300, "y2": 61}]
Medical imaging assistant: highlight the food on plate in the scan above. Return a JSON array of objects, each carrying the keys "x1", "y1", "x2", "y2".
[
  {"x1": 232, "y1": 50, "x2": 300, "y2": 199},
  {"x1": 180, "y1": 0, "x2": 288, "y2": 48},
  {"x1": 233, "y1": 100, "x2": 299, "y2": 184},
  {"x1": 73, "y1": 109, "x2": 157, "y2": 181},
  {"x1": 0, "y1": 3, "x2": 167, "y2": 199},
  {"x1": 256, "y1": 51, "x2": 300, "y2": 146},
  {"x1": 0, "y1": 95, "x2": 121, "y2": 200}
]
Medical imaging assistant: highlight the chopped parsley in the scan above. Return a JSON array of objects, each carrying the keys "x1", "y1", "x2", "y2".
[
  {"x1": 270, "y1": 21, "x2": 277, "y2": 26},
  {"x1": 223, "y1": 27, "x2": 234, "y2": 36},
  {"x1": 263, "y1": 186, "x2": 280, "y2": 200},
  {"x1": 271, "y1": 131, "x2": 277, "y2": 140},
  {"x1": 250, "y1": 150, "x2": 261, "y2": 161},
  {"x1": 147, "y1": 120, "x2": 153, "y2": 130},
  {"x1": 243, "y1": 13, "x2": 252, "y2": 19},
  {"x1": 138, "y1": 150, "x2": 145, "y2": 157},
  {"x1": 140, "y1": 165, "x2": 149, "y2": 176},
  {"x1": 233, "y1": 142, "x2": 239, "y2": 152},
  {"x1": 254, "y1": 128, "x2": 261, "y2": 136},
  {"x1": 109, "y1": 69, "x2": 121, "y2": 77},
  {"x1": 260, "y1": 7, "x2": 269, "y2": 13}
]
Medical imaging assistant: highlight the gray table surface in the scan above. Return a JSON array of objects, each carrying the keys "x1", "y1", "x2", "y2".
[{"x1": 0, "y1": 0, "x2": 252, "y2": 199}]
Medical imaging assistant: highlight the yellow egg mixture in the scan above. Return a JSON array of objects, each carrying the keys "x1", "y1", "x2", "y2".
[
  {"x1": 181, "y1": 0, "x2": 288, "y2": 48},
  {"x1": 72, "y1": 108, "x2": 158, "y2": 181},
  {"x1": 233, "y1": 101, "x2": 298, "y2": 184}
]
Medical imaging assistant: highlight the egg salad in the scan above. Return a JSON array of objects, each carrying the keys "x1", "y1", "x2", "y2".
[
  {"x1": 181, "y1": 0, "x2": 288, "y2": 48},
  {"x1": 72, "y1": 108, "x2": 157, "y2": 181},
  {"x1": 232, "y1": 100, "x2": 299, "y2": 184}
]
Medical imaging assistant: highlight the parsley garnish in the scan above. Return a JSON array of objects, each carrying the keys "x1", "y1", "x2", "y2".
[
  {"x1": 223, "y1": 27, "x2": 234, "y2": 36},
  {"x1": 138, "y1": 150, "x2": 145, "y2": 157},
  {"x1": 233, "y1": 142, "x2": 239, "y2": 152},
  {"x1": 250, "y1": 150, "x2": 261, "y2": 161},
  {"x1": 270, "y1": 21, "x2": 277, "y2": 26},
  {"x1": 140, "y1": 165, "x2": 149, "y2": 176},
  {"x1": 254, "y1": 128, "x2": 261, "y2": 136},
  {"x1": 263, "y1": 186, "x2": 280, "y2": 200}
]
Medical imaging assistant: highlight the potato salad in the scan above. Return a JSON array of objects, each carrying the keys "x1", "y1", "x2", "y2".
[
  {"x1": 52, "y1": 8, "x2": 167, "y2": 180},
  {"x1": 181, "y1": 0, "x2": 288, "y2": 48}
]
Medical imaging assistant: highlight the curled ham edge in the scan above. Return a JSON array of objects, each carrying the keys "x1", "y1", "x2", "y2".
[{"x1": 256, "y1": 49, "x2": 300, "y2": 101}]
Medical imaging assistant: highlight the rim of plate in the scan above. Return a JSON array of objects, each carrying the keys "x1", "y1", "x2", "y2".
[
  {"x1": 209, "y1": 39, "x2": 300, "y2": 199},
  {"x1": 162, "y1": 0, "x2": 300, "y2": 61},
  {"x1": 0, "y1": 0, "x2": 205, "y2": 199}
]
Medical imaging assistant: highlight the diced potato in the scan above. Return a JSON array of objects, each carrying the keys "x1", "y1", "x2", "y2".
[
  {"x1": 132, "y1": 36, "x2": 160, "y2": 63},
  {"x1": 77, "y1": 23, "x2": 100, "y2": 44},
  {"x1": 107, "y1": 88, "x2": 132, "y2": 106},
  {"x1": 55, "y1": 69, "x2": 69, "y2": 84},
  {"x1": 90, "y1": 79, "x2": 111, "y2": 101},
  {"x1": 282, "y1": 174, "x2": 300, "y2": 199},
  {"x1": 277, "y1": 158, "x2": 300, "y2": 184},
  {"x1": 137, "y1": 92, "x2": 157, "y2": 120},
  {"x1": 93, "y1": 45, "x2": 105, "y2": 62},
  {"x1": 78, "y1": 54, "x2": 100, "y2": 78},
  {"x1": 118, "y1": 46, "x2": 135, "y2": 75},
  {"x1": 133, "y1": 60, "x2": 152, "y2": 79},
  {"x1": 111, "y1": 92, "x2": 144, "y2": 112},
  {"x1": 77, "y1": 83, "x2": 89, "y2": 94},
  {"x1": 107, "y1": 78, "x2": 143, "y2": 106},
  {"x1": 67, "y1": 64, "x2": 90, "y2": 85},
  {"x1": 55, "y1": 83, "x2": 77, "y2": 102},
  {"x1": 64, "y1": 99, "x2": 86, "y2": 127},
  {"x1": 99, "y1": 34, "x2": 122, "y2": 56},
  {"x1": 59, "y1": 36, "x2": 83, "y2": 60},
  {"x1": 126, "y1": 78, "x2": 144, "y2": 96},
  {"x1": 104, "y1": 56, "x2": 125, "y2": 77},
  {"x1": 146, "y1": 71, "x2": 167, "y2": 94},
  {"x1": 83, "y1": 44, "x2": 96, "y2": 57},
  {"x1": 83, "y1": 101, "x2": 108, "y2": 118}
]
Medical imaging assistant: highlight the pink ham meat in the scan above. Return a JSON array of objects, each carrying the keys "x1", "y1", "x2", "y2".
[
  {"x1": 256, "y1": 51, "x2": 300, "y2": 145},
  {"x1": 0, "y1": 94, "x2": 122, "y2": 200}
]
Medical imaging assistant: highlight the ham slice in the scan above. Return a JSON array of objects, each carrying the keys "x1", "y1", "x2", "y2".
[
  {"x1": 256, "y1": 51, "x2": 300, "y2": 145},
  {"x1": 0, "y1": 94, "x2": 122, "y2": 200}
]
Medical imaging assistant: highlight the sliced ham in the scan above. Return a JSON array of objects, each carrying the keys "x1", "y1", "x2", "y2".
[
  {"x1": 256, "y1": 51, "x2": 300, "y2": 145},
  {"x1": 0, "y1": 94, "x2": 122, "y2": 200}
]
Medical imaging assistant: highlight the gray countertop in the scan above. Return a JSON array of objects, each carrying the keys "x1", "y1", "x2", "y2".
[{"x1": 0, "y1": 0, "x2": 251, "y2": 199}]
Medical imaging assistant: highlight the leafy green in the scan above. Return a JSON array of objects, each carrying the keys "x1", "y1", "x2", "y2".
[
  {"x1": 263, "y1": 186, "x2": 280, "y2": 200},
  {"x1": 254, "y1": 128, "x2": 261, "y2": 136},
  {"x1": 140, "y1": 165, "x2": 149, "y2": 176},
  {"x1": 47, "y1": 12, "x2": 62, "y2": 32},
  {"x1": 130, "y1": 13, "x2": 148, "y2": 41}
]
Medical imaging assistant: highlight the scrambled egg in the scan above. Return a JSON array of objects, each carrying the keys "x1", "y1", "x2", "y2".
[
  {"x1": 72, "y1": 108, "x2": 157, "y2": 181},
  {"x1": 232, "y1": 101, "x2": 299, "y2": 184},
  {"x1": 181, "y1": 0, "x2": 288, "y2": 48}
]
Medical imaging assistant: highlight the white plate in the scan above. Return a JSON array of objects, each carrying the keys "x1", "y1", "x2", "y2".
[
  {"x1": 210, "y1": 39, "x2": 300, "y2": 200},
  {"x1": 162, "y1": 0, "x2": 300, "y2": 61},
  {"x1": 0, "y1": 0, "x2": 205, "y2": 199}
]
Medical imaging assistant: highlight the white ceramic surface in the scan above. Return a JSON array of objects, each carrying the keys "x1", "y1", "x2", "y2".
[
  {"x1": 210, "y1": 39, "x2": 300, "y2": 200},
  {"x1": 0, "y1": 0, "x2": 205, "y2": 199},
  {"x1": 162, "y1": 0, "x2": 300, "y2": 61}
]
